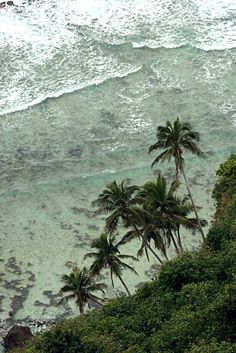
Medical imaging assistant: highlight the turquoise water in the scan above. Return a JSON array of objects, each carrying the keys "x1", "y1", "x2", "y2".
[{"x1": 0, "y1": 0, "x2": 235, "y2": 321}]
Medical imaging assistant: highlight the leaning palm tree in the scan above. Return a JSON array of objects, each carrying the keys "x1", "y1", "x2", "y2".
[
  {"x1": 92, "y1": 180, "x2": 139, "y2": 234},
  {"x1": 92, "y1": 180, "x2": 164, "y2": 263},
  {"x1": 136, "y1": 174, "x2": 196, "y2": 254},
  {"x1": 59, "y1": 266, "x2": 106, "y2": 314},
  {"x1": 149, "y1": 117, "x2": 205, "y2": 239},
  {"x1": 84, "y1": 233, "x2": 138, "y2": 296},
  {"x1": 121, "y1": 215, "x2": 169, "y2": 262}
]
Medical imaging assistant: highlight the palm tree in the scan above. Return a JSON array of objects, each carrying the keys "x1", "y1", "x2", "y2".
[
  {"x1": 84, "y1": 233, "x2": 138, "y2": 296},
  {"x1": 122, "y1": 222, "x2": 170, "y2": 262},
  {"x1": 59, "y1": 266, "x2": 106, "y2": 314},
  {"x1": 136, "y1": 174, "x2": 197, "y2": 254},
  {"x1": 92, "y1": 180, "x2": 138, "y2": 234},
  {"x1": 149, "y1": 117, "x2": 205, "y2": 239},
  {"x1": 92, "y1": 180, "x2": 164, "y2": 263},
  {"x1": 121, "y1": 208, "x2": 169, "y2": 261}
]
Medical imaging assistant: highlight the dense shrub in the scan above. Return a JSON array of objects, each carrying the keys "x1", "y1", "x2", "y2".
[
  {"x1": 32, "y1": 328, "x2": 84, "y2": 353},
  {"x1": 212, "y1": 154, "x2": 236, "y2": 206},
  {"x1": 206, "y1": 154, "x2": 236, "y2": 251},
  {"x1": 187, "y1": 340, "x2": 236, "y2": 353}
]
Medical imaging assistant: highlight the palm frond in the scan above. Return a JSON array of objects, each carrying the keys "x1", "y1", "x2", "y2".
[
  {"x1": 119, "y1": 229, "x2": 140, "y2": 245},
  {"x1": 118, "y1": 254, "x2": 139, "y2": 262},
  {"x1": 88, "y1": 293, "x2": 104, "y2": 305},
  {"x1": 84, "y1": 252, "x2": 99, "y2": 260},
  {"x1": 88, "y1": 282, "x2": 107, "y2": 294},
  {"x1": 57, "y1": 293, "x2": 75, "y2": 305},
  {"x1": 149, "y1": 141, "x2": 164, "y2": 154},
  {"x1": 151, "y1": 148, "x2": 172, "y2": 167},
  {"x1": 116, "y1": 257, "x2": 138, "y2": 275}
]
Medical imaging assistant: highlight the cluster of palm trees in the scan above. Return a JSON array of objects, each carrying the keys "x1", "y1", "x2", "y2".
[{"x1": 59, "y1": 117, "x2": 206, "y2": 314}]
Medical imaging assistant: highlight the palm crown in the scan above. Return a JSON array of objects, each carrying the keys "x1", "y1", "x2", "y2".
[
  {"x1": 149, "y1": 117, "x2": 202, "y2": 176},
  {"x1": 92, "y1": 180, "x2": 138, "y2": 233},
  {"x1": 92, "y1": 180, "x2": 164, "y2": 263},
  {"x1": 59, "y1": 266, "x2": 106, "y2": 314},
  {"x1": 149, "y1": 117, "x2": 205, "y2": 239},
  {"x1": 137, "y1": 174, "x2": 196, "y2": 253},
  {"x1": 84, "y1": 233, "x2": 138, "y2": 296}
]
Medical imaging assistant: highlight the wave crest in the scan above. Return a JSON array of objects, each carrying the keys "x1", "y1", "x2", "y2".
[{"x1": 0, "y1": 65, "x2": 142, "y2": 116}]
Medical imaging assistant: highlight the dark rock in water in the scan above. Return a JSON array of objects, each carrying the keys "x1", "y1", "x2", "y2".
[
  {"x1": 71, "y1": 207, "x2": 94, "y2": 218},
  {"x1": 3, "y1": 325, "x2": 33, "y2": 352},
  {"x1": 0, "y1": 1, "x2": 15, "y2": 6},
  {"x1": 67, "y1": 145, "x2": 83, "y2": 158}
]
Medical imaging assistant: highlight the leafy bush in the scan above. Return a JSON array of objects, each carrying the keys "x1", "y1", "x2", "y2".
[
  {"x1": 212, "y1": 154, "x2": 236, "y2": 210},
  {"x1": 32, "y1": 328, "x2": 83, "y2": 353},
  {"x1": 187, "y1": 340, "x2": 236, "y2": 353}
]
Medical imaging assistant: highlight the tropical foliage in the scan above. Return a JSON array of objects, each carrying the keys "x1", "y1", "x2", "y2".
[
  {"x1": 84, "y1": 233, "x2": 138, "y2": 296},
  {"x1": 135, "y1": 173, "x2": 196, "y2": 254},
  {"x1": 13, "y1": 154, "x2": 236, "y2": 353},
  {"x1": 92, "y1": 179, "x2": 164, "y2": 263},
  {"x1": 91, "y1": 180, "x2": 139, "y2": 234},
  {"x1": 59, "y1": 266, "x2": 106, "y2": 314},
  {"x1": 149, "y1": 117, "x2": 205, "y2": 239}
]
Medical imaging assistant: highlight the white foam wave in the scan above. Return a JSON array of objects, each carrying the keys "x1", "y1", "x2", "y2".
[
  {"x1": 0, "y1": 65, "x2": 142, "y2": 116},
  {"x1": 132, "y1": 41, "x2": 186, "y2": 50},
  {"x1": 132, "y1": 41, "x2": 236, "y2": 51},
  {"x1": 0, "y1": 0, "x2": 235, "y2": 114}
]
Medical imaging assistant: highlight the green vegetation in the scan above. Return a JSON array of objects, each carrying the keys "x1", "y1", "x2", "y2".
[
  {"x1": 84, "y1": 233, "x2": 138, "y2": 296},
  {"x1": 149, "y1": 117, "x2": 205, "y2": 239},
  {"x1": 59, "y1": 267, "x2": 106, "y2": 314},
  {"x1": 135, "y1": 173, "x2": 195, "y2": 255},
  {"x1": 91, "y1": 179, "x2": 164, "y2": 262},
  {"x1": 11, "y1": 118, "x2": 236, "y2": 353}
]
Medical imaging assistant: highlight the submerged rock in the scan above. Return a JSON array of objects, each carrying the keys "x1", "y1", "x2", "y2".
[
  {"x1": 0, "y1": 1, "x2": 15, "y2": 7},
  {"x1": 3, "y1": 325, "x2": 33, "y2": 352}
]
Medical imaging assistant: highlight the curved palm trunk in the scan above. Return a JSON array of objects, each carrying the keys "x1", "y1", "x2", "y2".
[
  {"x1": 182, "y1": 169, "x2": 205, "y2": 240},
  {"x1": 168, "y1": 229, "x2": 180, "y2": 254},
  {"x1": 176, "y1": 227, "x2": 183, "y2": 252},
  {"x1": 117, "y1": 274, "x2": 131, "y2": 296},
  {"x1": 110, "y1": 269, "x2": 114, "y2": 288}
]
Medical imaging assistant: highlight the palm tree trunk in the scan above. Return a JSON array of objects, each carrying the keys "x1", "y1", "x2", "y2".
[
  {"x1": 132, "y1": 223, "x2": 163, "y2": 264},
  {"x1": 182, "y1": 169, "x2": 205, "y2": 240},
  {"x1": 144, "y1": 246, "x2": 150, "y2": 262},
  {"x1": 176, "y1": 226, "x2": 183, "y2": 252},
  {"x1": 110, "y1": 269, "x2": 114, "y2": 288},
  {"x1": 163, "y1": 250, "x2": 169, "y2": 261},
  {"x1": 168, "y1": 230, "x2": 180, "y2": 254},
  {"x1": 79, "y1": 303, "x2": 84, "y2": 315},
  {"x1": 117, "y1": 274, "x2": 131, "y2": 296}
]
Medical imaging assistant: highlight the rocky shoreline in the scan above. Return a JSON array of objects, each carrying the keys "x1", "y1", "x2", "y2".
[{"x1": 0, "y1": 318, "x2": 56, "y2": 352}]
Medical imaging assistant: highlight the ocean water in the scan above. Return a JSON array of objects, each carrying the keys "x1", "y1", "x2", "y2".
[{"x1": 0, "y1": 0, "x2": 235, "y2": 323}]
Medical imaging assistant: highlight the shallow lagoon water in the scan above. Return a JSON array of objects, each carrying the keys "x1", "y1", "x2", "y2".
[{"x1": 0, "y1": 0, "x2": 235, "y2": 322}]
